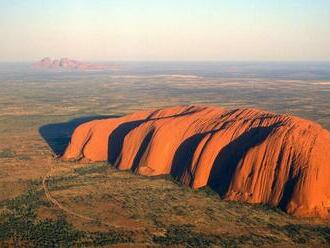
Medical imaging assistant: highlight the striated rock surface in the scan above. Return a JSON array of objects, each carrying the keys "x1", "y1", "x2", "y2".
[
  {"x1": 33, "y1": 57, "x2": 113, "y2": 71},
  {"x1": 62, "y1": 105, "x2": 330, "y2": 218}
]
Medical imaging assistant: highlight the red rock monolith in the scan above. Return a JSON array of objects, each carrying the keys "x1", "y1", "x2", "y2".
[{"x1": 63, "y1": 106, "x2": 330, "y2": 218}]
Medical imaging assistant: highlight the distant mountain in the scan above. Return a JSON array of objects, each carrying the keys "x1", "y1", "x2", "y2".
[{"x1": 33, "y1": 57, "x2": 114, "y2": 71}]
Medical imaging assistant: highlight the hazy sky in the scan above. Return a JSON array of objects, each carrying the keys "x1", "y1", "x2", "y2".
[{"x1": 1, "y1": 0, "x2": 330, "y2": 61}]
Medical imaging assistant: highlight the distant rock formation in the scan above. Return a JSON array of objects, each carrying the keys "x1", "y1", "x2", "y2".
[
  {"x1": 33, "y1": 57, "x2": 113, "y2": 71},
  {"x1": 62, "y1": 106, "x2": 330, "y2": 218}
]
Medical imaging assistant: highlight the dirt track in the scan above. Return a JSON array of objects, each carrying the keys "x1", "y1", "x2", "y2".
[{"x1": 41, "y1": 158, "x2": 144, "y2": 231}]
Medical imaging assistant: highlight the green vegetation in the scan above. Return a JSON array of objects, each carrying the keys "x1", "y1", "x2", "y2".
[
  {"x1": 0, "y1": 149, "x2": 16, "y2": 158},
  {"x1": 74, "y1": 164, "x2": 110, "y2": 176},
  {"x1": 153, "y1": 224, "x2": 280, "y2": 248},
  {"x1": 40, "y1": 163, "x2": 330, "y2": 247},
  {"x1": 0, "y1": 185, "x2": 133, "y2": 247},
  {"x1": 153, "y1": 223, "x2": 330, "y2": 247},
  {"x1": 268, "y1": 223, "x2": 330, "y2": 244},
  {"x1": 0, "y1": 149, "x2": 31, "y2": 160},
  {"x1": 17, "y1": 155, "x2": 32, "y2": 160},
  {"x1": 153, "y1": 224, "x2": 218, "y2": 247}
]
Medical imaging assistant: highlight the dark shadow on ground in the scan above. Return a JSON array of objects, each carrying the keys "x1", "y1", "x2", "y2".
[
  {"x1": 39, "y1": 115, "x2": 120, "y2": 156},
  {"x1": 208, "y1": 124, "x2": 280, "y2": 197}
]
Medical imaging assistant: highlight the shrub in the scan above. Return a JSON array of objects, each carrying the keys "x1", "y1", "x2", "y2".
[{"x1": 0, "y1": 149, "x2": 16, "y2": 158}]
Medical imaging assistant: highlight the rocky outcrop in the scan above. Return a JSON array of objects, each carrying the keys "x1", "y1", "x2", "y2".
[
  {"x1": 62, "y1": 105, "x2": 330, "y2": 218},
  {"x1": 33, "y1": 57, "x2": 112, "y2": 71}
]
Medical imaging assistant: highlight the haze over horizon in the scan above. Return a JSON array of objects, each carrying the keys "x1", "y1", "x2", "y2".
[{"x1": 1, "y1": 0, "x2": 330, "y2": 62}]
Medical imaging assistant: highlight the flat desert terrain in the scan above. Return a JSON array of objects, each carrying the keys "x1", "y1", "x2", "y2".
[{"x1": 0, "y1": 62, "x2": 329, "y2": 247}]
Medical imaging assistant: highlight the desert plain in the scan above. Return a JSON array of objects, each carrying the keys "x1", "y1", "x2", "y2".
[{"x1": 0, "y1": 62, "x2": 329, "y2": 247}]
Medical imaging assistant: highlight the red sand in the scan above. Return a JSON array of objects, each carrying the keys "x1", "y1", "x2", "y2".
[{"x1": 63, "y1": 105, "x2": 330, "y2": 218}]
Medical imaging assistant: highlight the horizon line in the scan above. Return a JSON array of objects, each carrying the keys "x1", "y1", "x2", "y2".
[{"x1": 1, "y1": 59, "x2": 330, "y2": 63}]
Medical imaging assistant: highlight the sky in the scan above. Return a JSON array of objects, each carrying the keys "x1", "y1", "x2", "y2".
[{"x1": 0, "y1": 0, "x2": 330, "y2": 62}]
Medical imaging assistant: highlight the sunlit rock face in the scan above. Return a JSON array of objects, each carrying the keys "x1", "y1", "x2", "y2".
[
  {"x1": 33, "y1": 57, "x2": 110, "y2": 70},
  {"x1": 63, "y1": 105, "x2": 330, "y2": 218}
]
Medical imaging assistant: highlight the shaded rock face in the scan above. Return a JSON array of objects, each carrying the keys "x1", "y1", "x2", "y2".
[
  {"x1": 33, "y1": 57, "x2": 110, "y2": 71},
  {"x1": 63, "y1": 106, "x2": 330, "y2": 218}
]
